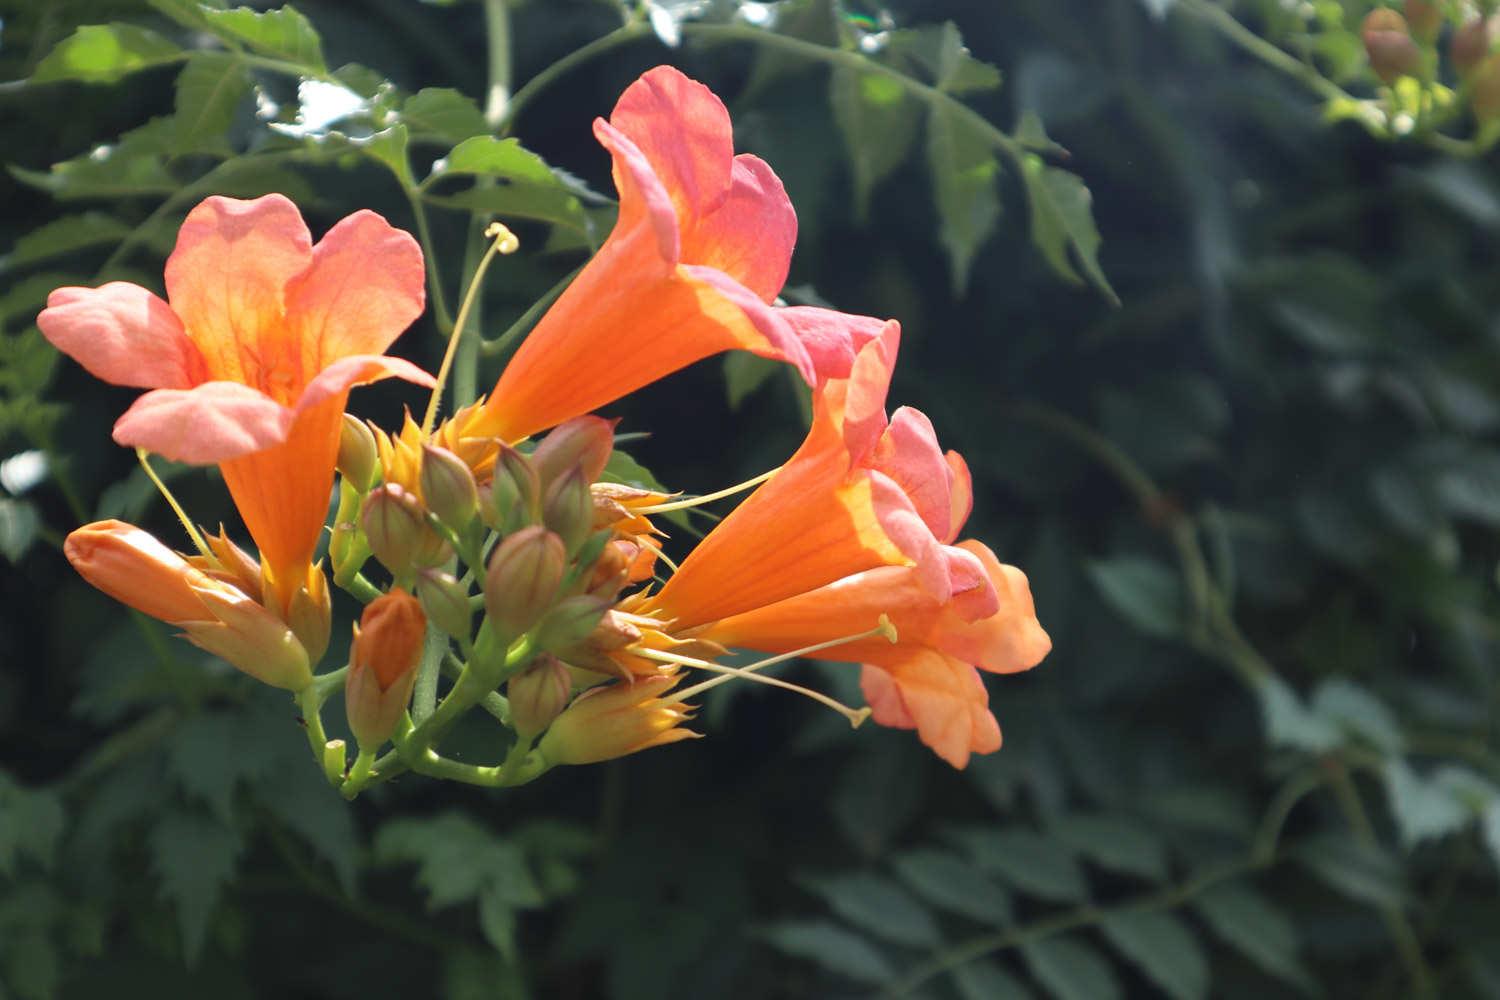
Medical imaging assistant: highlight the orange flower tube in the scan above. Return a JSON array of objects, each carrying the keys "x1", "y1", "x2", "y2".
[
  {"x1": 38, "y1": 195, "x2": 434, "y2": 613},
  {"x1": 470, "y1": 65, "x2": 888, "y2": 442}
]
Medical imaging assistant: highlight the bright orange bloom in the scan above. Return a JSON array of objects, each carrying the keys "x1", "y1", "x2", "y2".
[
  {"x1": 468, "y1": 65, "x2": 887, "y2": 443},
  {"x1": 64, "y1": 520, "x2": 311, "y2": 691},
  {"x1": 645, "y1": 321, "x2": 969, "y2": 630},
  {"x1": 345, "y1": 589, "x2": 426, "y2": 748},
  {"x1": 537, "y1": 673, "x2": 697, "y2": 765},
  {"x1": 39, "y1": 194, "x2": 433, "y2": 612}
]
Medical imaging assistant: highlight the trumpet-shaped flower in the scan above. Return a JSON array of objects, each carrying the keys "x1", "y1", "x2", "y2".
[
  {"x1": 64, "y1": 520, "x2": 312, "y2": 691},
  {"x1": 39, "y1": 194, "x2": 433, "y2": 612},
  {"x1": 469, "y1": 65, "x2": 886, "y2": 443},
  {"x1": 646, "y1": 320, "x2": 984, "y2": 630}
]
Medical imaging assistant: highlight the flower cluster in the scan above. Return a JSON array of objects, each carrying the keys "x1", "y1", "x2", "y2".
[{"x1": 42, "y1": 66, "x2": 1049, "y2": 793}]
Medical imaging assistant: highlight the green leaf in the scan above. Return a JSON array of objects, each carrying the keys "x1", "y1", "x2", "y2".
[
  {"x1": 948, "y1": 828, "x2": 1088, "y2": 902},
  {"x1": 1100, "y1": 910, "x2": 1210, "y2": 1000},
  {"x1": 1257, "y1": 674, "x2": 1341, "y2": 753},
  {"x1": 1022, "y1": 935, "x2": 1123, "y2": 1000},
  {"x1": 1021, "y1": 154, "x2": 1119, "y2": 305},
  {"x1": 0, "y1": 774, "x2": 65, "y2": 875},
  {"x1": 760, "y1": 920, "x2": 894, "y2": 985},
  {"x1": 1382, "y1": 758, "x2": 1471, "y2": 848},
  {"x1": 429, "y1": 136, "x2": 588, "y2": 232},
  {"x1": 1085, "y1": 556, "x2": 1183, "y2": 639},
  {"x1": 800, "y1": 872, "x2": 941, "y2": 947},
  {"x1": 1193, "y1": 882, "x2": 1313, "y2": 991},
  {"x1": 830, "y1": 68, "x2": 920, "y2": 220},
  {"x1": 355, "y1": 124, "x2": 416, "y2": 187},
  {"x1": 259, "y1": 749, "x2": 359, "y2": 895},
  {"x1": 4, "y1": 930, "x2": 60, "y2": 1000},
  {"x1": 886, "y1": 23, "x2": 1002, "y2": 94},
  {"x1": 9, "y1": 124, "x2": 178, "y2": 200},
  {"x1": 1, "y1": 213, "x2": 132, "y2": 272},
  {"x1": 30, "y1": 23, "x2": 183, "y2": 84},
  {"x1": 1435, "y1": 450, "x2": 1500, "y2": 526},
  {"x1": 926, "y1": 100, "x2": 1002, "y2": 294},
  {"x1": 172, "y1": 53, "x2": 252, "y2": 154},
  {"x1": 167, "y1": 711, "x2": 261, "y2": 823},
  {"x1": 0, "y1": 499, "x2": 40, "y2": 565},
  {"x1": 401, "y1": 88, "x2": 489, "y2": 142},
  {"x1": 1295, "y1": 833, "x2": 1405, "y2": 908},
  {"x1": 953, "y1": 960, "x2": 1036, "y2": 1000},
  {"x1": 1483, "y1": 800, "x2": 1500, "y2": 880},
  {"x1": 201, "y1": 4, "x2": 326, "y2": 73},
  {"x1": 891, "y1": 848, "x2": 1013, "y2": 925},
  {"x1": 148, "y1": 810, "x2": 244, "y2": 962},
  {"x1": 374, "y1": 812, "x2": 543, "y2": 911},
  {"x1": 1015, "y1": 111, "x2": 1066, "y2": 155},
  {"x1": 1048, "y1": 814, "x2": 1169, "y2": 881},
  {"x1": 147, "y1": 0, "x2": 228, "y2": 31},
  {"x1": 723, "y1": 352, "x2": 781, "y2": 410}
]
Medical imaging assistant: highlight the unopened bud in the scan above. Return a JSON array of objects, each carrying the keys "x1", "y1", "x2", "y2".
[
  {"x1": 489, "y1": 444, "x2": 540, "y2": 532},
  {"x1": 538, "y1": 675, "x2": 697, "y2": 766},
  {"x1": 534, "y1": 594, "x2": 610, "y2": 653},
  {"x1": 420, "y1": 444, "x2": 479, "y2": 530},
  {"x1": 1454, "y1": 17, "x2": 1494, "y2": 76},
  {"x1": 345, "y1": 589, "x2": 426, "y2": 749},
  {"x1": 197, "y1": 526, "x2": 262, "y2": 599},
  {"x1": 337, "y1": 414, "x2": 380, "y2": 491},
  {"x1": 532, "y1": 416, "x2": 615, "y2": 489},
  {"x1": 555, "y1": 608, "x2": 643, "y2": 672},
  {"x1": 1363, "y1": 9, "x2": 1421, "y2": 84},
  {"x1": 587, "y1": 539, "x2": 633, "y2": 597},
  {"x1": 484, "y1": 526, "x2": 566, "y2": 638},
  {"x1": 507, "y1": 654, "x2": 572, "y2": 740},
  {"x1": 286, "y1": 564, "x2": 332, "y2": 665},
  {"x1": 417, "y1": 569, "x2": 472, "y2": 641},
  {"x1": 362, "y1": 484, "x2": 450, "y2": 576},
  {"x1": 1404, "y1": 0, "x2": 1441, "y2": 42},
  {"x1": 543, "y1": 466, "x2": 593, "y2": 555},
  {"x1": 1474, "y1": 53, "x2": 1500, "y2": 120}
]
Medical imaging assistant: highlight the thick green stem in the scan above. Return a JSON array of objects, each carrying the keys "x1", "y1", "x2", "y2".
[{"x1": 410, "y1": 625, "x2": 447, "y2": 725}]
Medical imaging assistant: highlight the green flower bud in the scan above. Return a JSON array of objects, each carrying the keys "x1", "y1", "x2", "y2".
[
  {"x1": 417, "y1": 568, "x2": 472, "y2": 641},
  {"x1": 337, "y1": 414, "x2": 380, "y2": 492},
  {"x1": 507, "y1": 654, "x2": 572, "y2": 740},
  {"x1": 420, "y1": 444, "x2": 479, "y2": 531},
  {"x1": 362, "y1": 484, "x2": 450, "y2": 576},
  {"x1": 534, "y1": 594, "x2": 610, "y2": 653},
  {"x1": 532, "y1": 416, "x2": 615, "y2": 490},
  {"x1": 542, "y1": 466, "x2": 593, "y2": 555},
  {"x1": 489, "y1": 444, "x2": 540, "y2": 533},
  {"x1": 484, "y1": 525, "x2": 566, "y2": 639}
]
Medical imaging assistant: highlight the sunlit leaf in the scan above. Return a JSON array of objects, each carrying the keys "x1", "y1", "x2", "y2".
[
  {"x1": 31, "y1": 24, "x2": 183, "y2": 85},
  {"x1": 926, "y1": 100, "x2": 1001, "y2": 294},
  {"x1": 172, "y1": 53, "x2": 253, "y2": 154},
  {"x1": 401, "y1": 87, "x2": 490, "y2": 142},
  {"x1": 0, "y1": 213, "x2": 132, "y2": 272},
  {"x1": 830, "y1": 68, "x2": 920, "y2": 220},
  {"x1": 202, "y1": 4, "x2": 326, "y2": 74},
  {"x1": 1021, "y1": 154, "x2": 1119, "y2": 305}
]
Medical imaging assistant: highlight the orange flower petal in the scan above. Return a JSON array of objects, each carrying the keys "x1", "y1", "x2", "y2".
[
  {"x1": 859, "y1": 653, "x2": 1001, "y2": 768},
  {"x1": 64, "y1": 519, "x2": 217, "y2": 622},
  {"x1": 608, "y1": 65, "x2": 735, "y2": 226},
  {"x1": 112, "y1": 382, "x2": 292, "y2": 464},
  {"x1": 38, "y1": 283, "x2": 204, "y2": 390},
  {"x1": 679, "y1": 153, "x2": 796, "y2": 302}
]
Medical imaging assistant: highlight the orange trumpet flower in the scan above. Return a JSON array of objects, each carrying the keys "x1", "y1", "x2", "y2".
[
  {"x1": 39, "y1": 194, "x2": 433, "y2": 612},
  {"x1": 469, "y1": 65, "x2": 887, "y2": 443}
]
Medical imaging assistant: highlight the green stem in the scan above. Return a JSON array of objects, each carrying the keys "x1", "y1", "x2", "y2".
[
  {"x1": 479, "y1": 264, "x2": 583, "y2": 359},
  {"x1": 334, "y1": 571, "x2": 382, "y2": 603},
  {"x1": 296, "y1": 684, "x2": 335, "y2": 785},
  {"x1": 403, "y1": 186, "x2": 456, "y2": 334},
  {"x1": 497, "y1": 22, "x2": 648, "y2": 136},
  {"x1": 1175, "y1": 0, "x2": 1353, "y2": 106},
  {"x1": 410, "y1": 624, "x2": 447, "y2": 725}
]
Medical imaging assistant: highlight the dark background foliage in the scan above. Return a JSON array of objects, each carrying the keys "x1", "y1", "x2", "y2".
[{"x1": 2, "y1": 1, "x2": 1499, "y2": 998}]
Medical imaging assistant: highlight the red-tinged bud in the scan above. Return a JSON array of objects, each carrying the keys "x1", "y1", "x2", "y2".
[
  {"x1": 362, "y1": 484, "x2": 450, "y2": 576},
  {"x1": 484, "y1": 526, "x2": 566, "y2": 639},
  {"x1": 507, "y1": 654, "x2": 573, "y2": 740},
  {"x1": 345, "y1": 589, "x2": 426, "y2": 748},
  {"x1": 1363, "y1": 10, "x2": 1421, "y2": 83},
  {"x1": 420, "y1": 444, "x2": 479, "y2": 530},
  {"x1": 538, "y1": 674, "x2": 698, "y2": 765},
  {"x1": 489, "y1": 444, "x2": 540, "y2": 532},
  {"x1": 1404, "y1": 0, "x2": 1441, "y2": 42},
  {"x1": 534, "y1": 595, "x2": 610, "y2": 653},
  {"x1": 532, "y1": 416, "x2": 615, "y2": 489},
  {"x1": 195, "y1": 525, "x2": 262, "y2": 599},
  {"x1": 337, "y1": 413, "x2": 379, "y2": 491},
  {"x1": 1454, "y1": 18, "x2": 1495, "y2": 76},
  {"x1": 543, "y1": 466, "x2": 593, "y2": 555},
  {"x1": 1473, "y1": 53, "x2": 1500, "y2": 119},
  {"x1": 586, "y1": 539, "x2": 633, "y2": 597},
  {"x1": 286, "y1": 564, "x2": 332, "y2": 665},
  {"x1": 65, "y1": 521, "x2": 312, "y2": 690},
  {"x1": 417, "y1": 569, "x2": 472, "y2": 640},
  {"x1": 554, "y1": 609, "x2": 643, "y2": 673}
]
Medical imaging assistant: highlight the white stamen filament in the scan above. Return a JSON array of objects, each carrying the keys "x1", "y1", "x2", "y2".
[{"x1": 631, "y1": 467, "x2": 780, "y2": 515}]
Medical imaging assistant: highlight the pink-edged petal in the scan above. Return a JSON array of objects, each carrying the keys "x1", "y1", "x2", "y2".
[
  {"x1": 681, "y1": 154, "x2": 796, "y2": 302},
  {"x1": 865, "y1": 652, "x2": 1001, "y2": 768},
  {"x1": 284, "y1": 209, "x2": 426, "y2": 365},
  {"x1": 942, "y1": 543, "x2": 1000, "y2": 622},
  {"x1": 595, "y1": 118, "x2": 681, "y2": 265},
  {"x1": 943, "y1": 540, "x2": 1053, "y2": 673},
  {"x1": 608, "y1": 65, "x2": 734, "y2": 224},
  {"x1": 780, "y1": 306, "x2": 887, "y2": 384},
  {"x1": 38, "y1": 283, "x2": 204, "y2": 390},
  {"x1": 869, "y1": 469, "x2": 947, "y2": 599},
  {"x1": 839, "y1": 321, "x2": 901, "y2": 465},
  {"x1": 113, "y1": 382, "x2": 292, "y2": 464},
  {"x1": 861, "y1": 664, "x2": 916, "y2": 728},
  {"x1": 874, "y1": 406, "x2": 953, "y2": 541},
  {"x1": 164, "y1": 194, "x2": 312, "y2": 381},
  {"x1": 295, "y1": 354, "x2": 436, "y2": 416},
  {"x1": 944, "y1": 451, "x2": 974, "y2": 544},
  {"x1": 680, "y1": 264, "x2": 813, "y2": 383}
]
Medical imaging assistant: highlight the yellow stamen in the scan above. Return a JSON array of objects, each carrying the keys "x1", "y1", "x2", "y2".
[
  {"x1": 635, "y1": 536, "x2": 679, "y2": 575},
  {"x1": 633, "y1": 645, "x2": 871, "y2": 728},
  {"x1": 631, "y1": 467, "x2": 780, "y2": 515},
  {"x1": 136, "y1": 448, "x2": 214, "y2": 562},
  {"x1": 421, "y1": 222, "x2": 521, "y2": 437},
  {"x1": 673, "y1": 615, "x2": 897, "y2": 703}
]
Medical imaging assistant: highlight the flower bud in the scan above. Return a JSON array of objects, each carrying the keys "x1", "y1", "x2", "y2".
[
  {"x1": 554, "y1": 608, "x2": 643, "y2": 673},
  {"x1": 538, "y1": 674, "x2": 697, "y2": 765},
  {"x1": 543, "y1": 466, "x2": 593, "y2": 555},
  {"x1": 484, "y1": 526, "x2": 566, "y2": 639},
  {"x1": 534, "y1": 594, "x2": 610, "y2": 653},
  {"x1": 1404, "y1": 0, "x2": 1441, "y2": 42},
  {"x1": 1363, "y1": 9, "x2": 1421, "y2": 84},
  {"x1": 420, "y1": 444, "x2": 479, "y2": 531},
  {"x1": 362, "y1": 484, "x2": 450, "y2": 576},
  {"x1": 196, "y1": 526, "x2": 262, "y2": 599},
  {"x1": 417, "y1": 568, "x2": 472, "y2": 641},
  {"x1": 337, "y1": 414, "x2": 380, "y2": 492},
  {"x1": 586, "y1": 539, "x2": 633, "y2": 598},
  {"x1": 532, "y1": 416, "x2": 615, "y2": 490},
  {"x1": 507, "y1": 654, "x2": 572, "y2": 740},
  {"x1": 345, "y1": 589, "x2": 426, "y2": 749},
  {"x1": 488, "y1": 444, "x2": 540, "y2": 533},
  {"x1": 286, "y1": 564, "x2": 332, "y2": 665},
  {"x1": 1474, "y1": 53, "x2": 1500, "y2": 120},
  {"x1": 1453, "y1": 17, "x2": 1493, "y2": 76}
]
